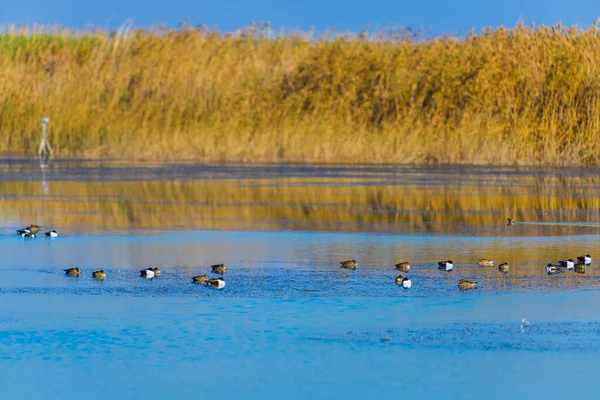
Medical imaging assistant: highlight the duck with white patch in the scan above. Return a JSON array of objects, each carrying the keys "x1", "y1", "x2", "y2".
[
  {"x1": 395, "y1": 275, "x2": 412, "y2": 289},
  {"x1": 140, "y1": 268, "x2": 155, "y2": 278},
  {"x1": 209, "y1": 277, "x2": 226, "y2": 289},
  {"x1": 577, "y1": 254, "x2": 592, "y2": 265},
  {"x1": 45, "y1": 230, "x2": 59, "y2": 237},
  {"x1": 558, "y1": 259, "x2": 574, "y2": 270},
  {"x1": 438, "y1": 260, "x2": 453, "y2": 271},
  {"x1": 546, "y1": 264, "x2": 561, "y2": 275}
]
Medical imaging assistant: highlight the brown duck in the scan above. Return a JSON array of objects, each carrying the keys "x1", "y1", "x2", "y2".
[
  {"x1": 64, "y1": 267, "x2": 81, "y2": 277},
  {"x1": 211, "y1": 264, "x2": 227, "y2": 274},
  {"x1": 458, "y1": 279, "x2": 477, "y2": 290},
  {"x1": 395, "y1": 262, "x2": 410, "y2": 272},
  {"x1": 92, "y1": 270, "x2": 106, "y2": 280},
  {"x1": 340, "y1": 260, "x2": 357, "y2": 270},
  {"x1": 192, "y1": 274, "x2": 209, "y2": 285}
]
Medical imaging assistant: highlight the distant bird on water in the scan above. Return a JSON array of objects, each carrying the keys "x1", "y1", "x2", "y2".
[
  {"x1": 211, "y1": 264, "x2": 227, "y2": 274},
  {"x1": 45, "y1": 230, "x2": 58, "y2": 238},
  {"x1": 477, "y1": 258, "x2": 494, "y2": 267},
  {"x1": 577, "y1": 254, "x2": 592, "y2": 265},
  {"x1": 574, "y1": 263, "x2": 587, "y2": 274},
  {"x1": 458, "y1": 279, "x2": 477, "y2": 290},
  {"x1": 558, "y1": 259, "x2": 574, "y2": 270},
  {"x1": 64, "y1": 267, "x2": 81, "y2": 277},
  {"x1": 498, "y1": 262, "x2": 509, "y2": 273},
  {"x1": 507, "y1": 218, "x2": 515, "y2": 226},
  {"x1": 340, "y1": 260, "x2": 357, "y2": 270},
  {"x1": 438, "y1": 260, "x2": 453, "y2": 271},
  {"x1": 209, "y1": 277, "x2": 226, "y2": 289},
  {"x1": 140, "y1": 268, "x2": 155, "y2": 278},
  {"x1": 546, "y1": 264, "x2": 561, "y2": 275},
  {"x1": 92, "y1": 270, "x2": 106, "y2": 280},
  {"x1": 395, "y1": 262, "x2": 410, "y2": 272},
  {"x1": 192, "y1": 275, "x2": 209, "y2": 285},
  {"x1": 395, "y1": 275, "x2": 412, "y2": 289},
  {"x1": 28, "y1": 224, "x2": 42, "y2": 234}
]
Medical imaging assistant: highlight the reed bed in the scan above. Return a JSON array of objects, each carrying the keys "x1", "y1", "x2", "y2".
[
  {"x1": 3, "y1": 176, "x2": 600, "y2": 234},
  {"x1": 2, "y1": 22, "x2": 600, "y2": 164}
]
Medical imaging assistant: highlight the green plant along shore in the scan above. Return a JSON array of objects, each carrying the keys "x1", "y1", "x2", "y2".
[{"x1": 1, "y1": 22, "x2": 600, "y2": 165}]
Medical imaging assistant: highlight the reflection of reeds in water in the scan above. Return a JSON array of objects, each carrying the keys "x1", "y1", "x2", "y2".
[{"x1": 3, "y1": 176, "x2": 600, "y2": 236}]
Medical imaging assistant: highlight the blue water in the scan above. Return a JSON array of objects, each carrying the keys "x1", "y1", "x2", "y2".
[{"x1": 2, "y1": 229, "x2": 600, "y2": 399}]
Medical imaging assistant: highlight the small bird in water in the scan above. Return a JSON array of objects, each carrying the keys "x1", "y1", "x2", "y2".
[
  {"x1": 507, "y1": 218, "x2": 515, "y2": 226},
  {"x1": 192, "y1": 275, "x2": 208, "y2": 286},
  {"x1": 477, "y1": 258, "x2": 494, "y2": 267},
  {"x1": 438, "y1": 260, "x2": 453, "y2": 271},
  {"x1": 558, "y1": 259, "x2": 575, "y2": 270},
  {"x1": 209, "y1": 277, "x2": 226, "y2": 289},
  {"x1": 498, "y1": 262, "x2": 509, "y2": 273},
  {"x1": 521, "y1": 318, "x2": 530, "y2": 328},
  {"x1": 395, "y1": 261, "x2": 410, "y2": 272},
  {"x1": 395, "y1": 275, "x2": 412, "y2": 289},
  {"x1": 150, "y1": 267, "x2": 161, "y2": 277},
  {"x1": 211, "y1": 264, "x2": 227, "y2": 274},
  {"x1": 192, "y1": 274, "x2": 209, "y2": 285},
  {"x1": 45, "y1": 230, "x2": 59, "y2": 238},
  {"x1": 546, "y1": 264, "x2": 561, "y2": 275},
  {"x1": 140, "y1": 268, "x2": 155, "y2": 278},
  {"x1": 574, "y1": 263, "x2": 587, "y2": 274},
  {"x1": 64, "y1": 267, "x2": 81, "y2": 277},
  {"x1": 21, "y1": 231, "x2": 35, "y2": 238},
  {"x1": 92, "y1": 270, "x2": 106, "y2": 280},
  {"x1": 577, "y1": 254, "x2": 592, "y2": 265},
  {"x1": 340, "y1": 260, "x2": 357, "y2": 270},
  {"x1": 28, "y1": 224, "x2": 42, "y2": 234},
  {"x1": 16, "y1": 228, "x2": 30, "y2": 235},
  {"x1": 458, "y1": 279, "x2": 477, "y2": 290}
]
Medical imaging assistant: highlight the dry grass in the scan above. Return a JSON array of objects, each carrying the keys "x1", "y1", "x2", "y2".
[{"x1": 2, "y1": 22, "x2": 600, "y2": 165}]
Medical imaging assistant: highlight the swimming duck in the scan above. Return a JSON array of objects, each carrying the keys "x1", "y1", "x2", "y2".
[
  {"x1": 28, "y1": 224, "x2": 42, "y2": 234},
  {"x1": 192, "y1": 274, "x2": 209, "y2": 285},
  {"x1": 21, "y1": 231, "x2": 35, "y2": 238},
  {"x1": 211, "y1": 264, "x2": 227, "y2": 274},
  {"x1": 477, "y1": 258, "x2": 494, "y2": 267},
  {"x1": 340, "y1": 260, "x2": 357, "y2": 270},
  {"x1": 546, "y1": 264, "x2": 561, "y2": 275},
  {"x1": 140, "y1": 268, "x2": 155, "y2": 278},
  {"x1": 151, "y1": 267, "x2": 161, "y2": 277},
  {"x1": 45, "y1": 230, "x2": 58, "y2": 238},
  {"x1": 558, "y1": 259, "x2": 574, "y2": 270},
  {"x1": 458, "y1": 279, "x2": 477, "y2": 290},
  {"x1": 574, "y1": 263, "x2": 587, "y2": 274},
  {"x1": 507, "y1": 218, "x2": 515, "y2": 226},
  {"x1": 92, "y1": 270, "x2": 106, "y2": 280},
  {"x1": 438, "y1": 260, "x2": 453, "y2": 271},
  {"x1": 395, "y1": 262, "x2": 410, "y2": 272},
  {"x1": 64, "y1": 267, "x2": 81, "y2": 277},
  {"x1": 577, "y1": 254, "x2": 592, "y2": 265},
  {"x1": 498, "y1": 262, "x2": 509, "y2": 273},
  {"x1": 16, "y1": 228, "x2": 30, "y2": 235},
  {"x1": 395, "y1": 275, "x2": 412, "y2": 289},
  {"x1": 209, "y1": 277, "x2": 226, "y2": 289}
]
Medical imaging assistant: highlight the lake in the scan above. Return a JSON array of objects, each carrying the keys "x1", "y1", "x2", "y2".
[{"x1": 1, "y1": 157, "x2": 600, "y2": 399}]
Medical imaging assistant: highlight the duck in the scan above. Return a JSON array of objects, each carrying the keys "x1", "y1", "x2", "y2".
[
  {"x1": 546, "y1": 263, "x2": 561, "y2": 275},
  {"x1": 45, "y1": 230, "x2": 58, "y2": 238},
  {"x1": 458, "y1": 279, "x2": 477, "y2": 290},
  {"x1": 16, "y1": 228, "x2": 30, "y2": 235},
  {"x1": 340, "y1": 260, "x2": 357, "y2": 270},
  {"x1": 28, "y1": 224, "x2": 42, "y2": 234},
  {"x1": 140, "y1": 268, "x2": 155, "y2": 278},
  {"x1": 209, "y1": 277, "x2": 226, "y2": 289},
  {"x1": 498, "y1": 262, "x2": 509, "y2": 273},
  {"x1": 211, "y1": 264, "x2": 227, "y2": 274},
  {"x1": 395, "y1": 275, "x2": 412, "y2": 289},
  {"x1": 574, "y1": 263, "x2": 587, "y2": 274},
  {"x1": 21, "y1": 231, "x2": 35, "y2": 238},
  {"x1": 394, "y1": 261, "x2": 410, "y2": 272},
  {"x1": 92, "y1": 270, "x2": 106, "y2": 280},
  {"x1": 577, "y1": 254, "x2": 592, "y2": 265},
  {"x1": 558, "y1": 259, "x2": 574, "y2": 270},
  {"x1": 192, "y1": 274, "x2": 209, "y2": 285},
  {"x1": 507, "y1": 218, "x2": 515, "y2": 226},
  {"x1": 64, "y1": 267, "x2": 81, "y2": 277},
  {"x1": 438, "y1": 260, "x2": 453, "y2": 271},
  {"x1": 477, "y1": 258, "x2": 494, "y2": 267}
]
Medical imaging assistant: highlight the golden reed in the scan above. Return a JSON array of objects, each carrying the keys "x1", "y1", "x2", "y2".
[{"x1": 2, "y1": 22, "x2": 600, "y2": 165}]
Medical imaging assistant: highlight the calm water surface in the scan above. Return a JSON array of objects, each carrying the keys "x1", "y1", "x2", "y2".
[{"x1": 1, "y1": 157, "x2": 600, "y2": 399}]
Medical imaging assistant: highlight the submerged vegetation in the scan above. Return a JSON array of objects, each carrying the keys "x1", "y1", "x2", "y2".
[{"x1": 2, "y1": 22, "x2": 600, "y2": 164}]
